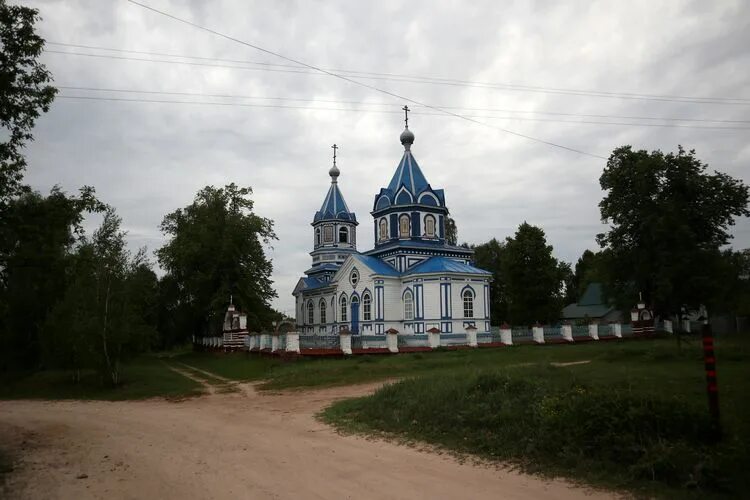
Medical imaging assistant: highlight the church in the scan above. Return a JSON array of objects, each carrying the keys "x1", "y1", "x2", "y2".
[{"x1": 293, "y1": 110, "x2": 492, "y2": 337}]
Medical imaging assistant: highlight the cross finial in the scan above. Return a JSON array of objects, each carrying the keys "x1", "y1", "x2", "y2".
[
  {"x1": 402, "y1": 105, "x2": 410, "y2": 128},
  {"x1": 230, "y1": 294, "x2": 233, "y2": 305},
  {"x1": 331, "y1": 143, "x2": 338, "y2": 166}
]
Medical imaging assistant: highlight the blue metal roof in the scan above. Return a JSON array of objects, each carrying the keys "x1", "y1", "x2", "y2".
[
  {"x1": 387, "y1": 150, "x2": 430, "y2": 196},
  {"x1": 313, "y1": 181, "x2": 356, "y2": 223},
  {"x1": 301, "y1": 276, "x2": 333, "y2": 290},
  {"x1": 373, "y1": 150, "x2": 446, "y2": 211},
  {"x1": 354, "y1": 254, "x2": 401, "y2": 277},
  {"x1": 403, "y1": 257, "x2": 491, "y2": 276}
]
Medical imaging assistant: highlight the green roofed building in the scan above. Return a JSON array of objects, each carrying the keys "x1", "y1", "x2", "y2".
[{"x1": 561, "y1": 282, "x2": 622, "y2": 323}]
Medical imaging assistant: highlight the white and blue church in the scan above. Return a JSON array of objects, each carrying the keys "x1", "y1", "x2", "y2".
[{"x1": 293, "y1": 114, "x2": 492, "y2": 336}]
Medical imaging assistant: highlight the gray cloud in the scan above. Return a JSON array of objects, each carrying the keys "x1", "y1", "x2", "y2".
[{"x1": 20, "y1": 0, "x2": 750, "y2": 315}]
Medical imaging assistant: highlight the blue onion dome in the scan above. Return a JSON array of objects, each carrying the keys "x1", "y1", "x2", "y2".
[{"x1": 400, "y1": 126, "x2": 415, "y2": 149}]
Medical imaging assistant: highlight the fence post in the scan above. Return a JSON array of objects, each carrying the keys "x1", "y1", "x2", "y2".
[
  {"x1": 561, "y1": 324, "x2": 573, "y2": 342},
  {"x1": 588, "y1": 322, "x2": 599, "y2": 340},
  {"x1": 682, "y1": 318, "x2": 691, "y2": 333},
  {"x1": 386, "y1": 328, "x2": 399, "y2": 353},
  {"x1": 532, "y1": 324, "x2": 545, "y2": 344},
  {"x1": 427, "y1": 327, "x2": 441, "y2": 349},
  {"x1": 339, "y1": 329, "x2": 352, "y2": 355},
  {"x1": 466, "y1": 325, "x2": 478, "y2": 347},
  {"x1": 500, "y1": 323, "x2": 512, "y2": 345},
  {"x1": 612, "y1": 322, "x2": 622, "y2": 338},
  {"x1": 664, "y1": 319, "x2": 673, "y2": 333},
  {"x1": 286, "y1": 332, "x2": 300, "y2": 353}
]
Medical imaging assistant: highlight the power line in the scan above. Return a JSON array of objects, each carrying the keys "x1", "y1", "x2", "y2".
[
  {"x1": 56, "y1": 94, "x2": 750, "y2": 130},
  {"x1": 47, "y1": 41, "x2": 750, "y2": 105},
  {"x1": 124, "y1": 1, "x2": 608, "y2": 160},
  {"x1": 57, "y1": 85, "x2": 750, "y2": 124}
]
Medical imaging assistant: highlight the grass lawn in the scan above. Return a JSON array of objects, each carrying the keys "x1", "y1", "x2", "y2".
[
  {"x1": 0, "y1": 356, "x2": 203, "y2": 401},
  {"x1": 318, "y1": 335, "x2": 749, "y2": 498},
  {"x1": 172, "y1": 351, "x2": 282, "y2": 382}
]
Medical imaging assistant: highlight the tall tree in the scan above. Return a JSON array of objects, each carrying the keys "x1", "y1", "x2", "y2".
[
  {"x1": 597, "y1": 146, "x2": 749, "y2": 316},
  {"x1": 445, "y1": 215, "x2": 457, "y2": 246},
  {"x1": 567, "y1": 249, "x2": 604, "y2": 301},
  {"x1": 500, "y1": 223, "x2": 568, "y2": 325},
  {"x1": 157, "y1": 184, "x2": 277, "y2": 339},
  {"x1": 473, "y1": 238, "x2": 508, "y2": 324},
  {"x1": 0, "y1": 0, "x2": 57, "y2": 205},
  {"x1": 43, "y1": 210, "x2": 157, "y2": 385},
  {"x1": 0, "y1": 186, "x2": 103, "y2": 372}
]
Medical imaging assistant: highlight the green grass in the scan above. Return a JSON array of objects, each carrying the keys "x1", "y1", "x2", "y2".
[
  {"x1": 0, "y1": 356, "x2": 203, "y2": 401},
  {"x1": 319, "y1": 335, "x2": 750, "y2": 498},
  {"x1": 173, "y1": 351, "x2": 282, "y2": 382}
]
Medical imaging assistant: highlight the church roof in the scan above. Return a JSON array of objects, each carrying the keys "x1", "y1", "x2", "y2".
[
  {"x1": 300, "y1": 276, "x2": 333, "y2": 291},
  {"x1": 561, "y1": 283, "x2": 615, "y2": 319},
  {"x1": 354, "y1": 254, "x2": 401, "y2": 277},
  {"x1": 313, "y1": 181, "x2": 356, "y2": 223},
  {"x1": 387, "y1": 150, "x2": 430, "y2": 196},
  {"x1": 313, "y1": 152, "x2": 357, "y2": 223},
  {"x1": 373, "y1": 124, "x2": 446, "y2": 212},
  {"x1": 403, "y1": 256, "x2": 491, "y2": 276}
]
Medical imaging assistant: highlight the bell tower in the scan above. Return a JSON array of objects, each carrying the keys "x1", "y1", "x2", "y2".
[{"x1": 307, "y1": 144, "x2": 358, "y2": 281}]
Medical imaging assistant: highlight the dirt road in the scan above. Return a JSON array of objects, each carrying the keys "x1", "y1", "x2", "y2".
[{"x1": 0, "y1": 382, "x2": 613, "y2": 499}]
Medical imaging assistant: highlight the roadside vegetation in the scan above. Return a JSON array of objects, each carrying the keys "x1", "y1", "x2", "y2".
[{"x1": 0, "y1": 356, "x2": 202, "y2": 401}]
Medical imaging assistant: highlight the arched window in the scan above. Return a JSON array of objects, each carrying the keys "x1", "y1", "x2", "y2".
[
  {"x1": 399, "y1": 214, "x2": 410, "y2": 238},
  {"x1": 403, "y1": 290, "x2": 414, "y2": 320},
  {"x1": 463, "y1": 289, "x2": 474, "y2": 318},
  {"x1": 319, "y1": 299, "x2": 327, "y2": 324},
  {"x1": 315, "y1": 227, "x2": 321, "y2": 245},
  {"x1": 307, "y1": 300, "x2": 314, "y2": 324},
  {"x1": 379, "y1": 218, "x2": 388, "y2": 241},
  {"x1": 362, "y1": 292, "x2": 372, "y2": 321},
  {"x1": 424, "y1": 215, "x2": 436, "y2": 238},
  {"x1": 340, "y1": 295, "x2": 348, "y2": 322},
  {"x1": 323, "y1": 225, "x2": 333, "y2": 243},
  {"x1": 339, "y1": 226, "x2": 348, "y2": 243}
]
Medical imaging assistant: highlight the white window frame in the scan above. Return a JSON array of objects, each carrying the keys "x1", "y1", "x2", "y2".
[
  {"x1": 340, "y1": 295, "x2": 348, "y2": 322},
  {"x1": 463, "y1": 289, "x2": 474, "y2": 318},
  {"x1": 307, "y1": 300, "x2": 314, "y2": 324},
  {"x1": 404, "y1": 290, "x2": 414, "y2": 320},
  {"x1": 362, "y1": 292, "x2": 372, "y2": 321},
  {"x1": 379, "y1": 218, "x2": 388, "y2": 241},
  {"x1": 319, "y1": 299, "x2": 327, "y2": 324}
]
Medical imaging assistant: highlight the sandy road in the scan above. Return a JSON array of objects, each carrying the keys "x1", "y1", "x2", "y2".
[{"x1": 0, "y1": 381, "x2": 613, "y2": 500}]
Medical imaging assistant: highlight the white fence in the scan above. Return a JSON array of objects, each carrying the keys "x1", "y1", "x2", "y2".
[{"x1": 195, "y1": 321, "x2": 662, "y2": 356}]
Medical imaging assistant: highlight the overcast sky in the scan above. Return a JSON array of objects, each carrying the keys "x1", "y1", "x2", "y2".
[{"x1": 19, "y1": 0, "x2": 750, "y2": 315}]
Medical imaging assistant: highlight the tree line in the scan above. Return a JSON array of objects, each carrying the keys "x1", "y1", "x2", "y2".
[
  {"x1": 470, "y1": 146, "x2": 749, "y2": 326},
  {"x1": 0, "y1": 2, "x2": 280, "y2": 383}
]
